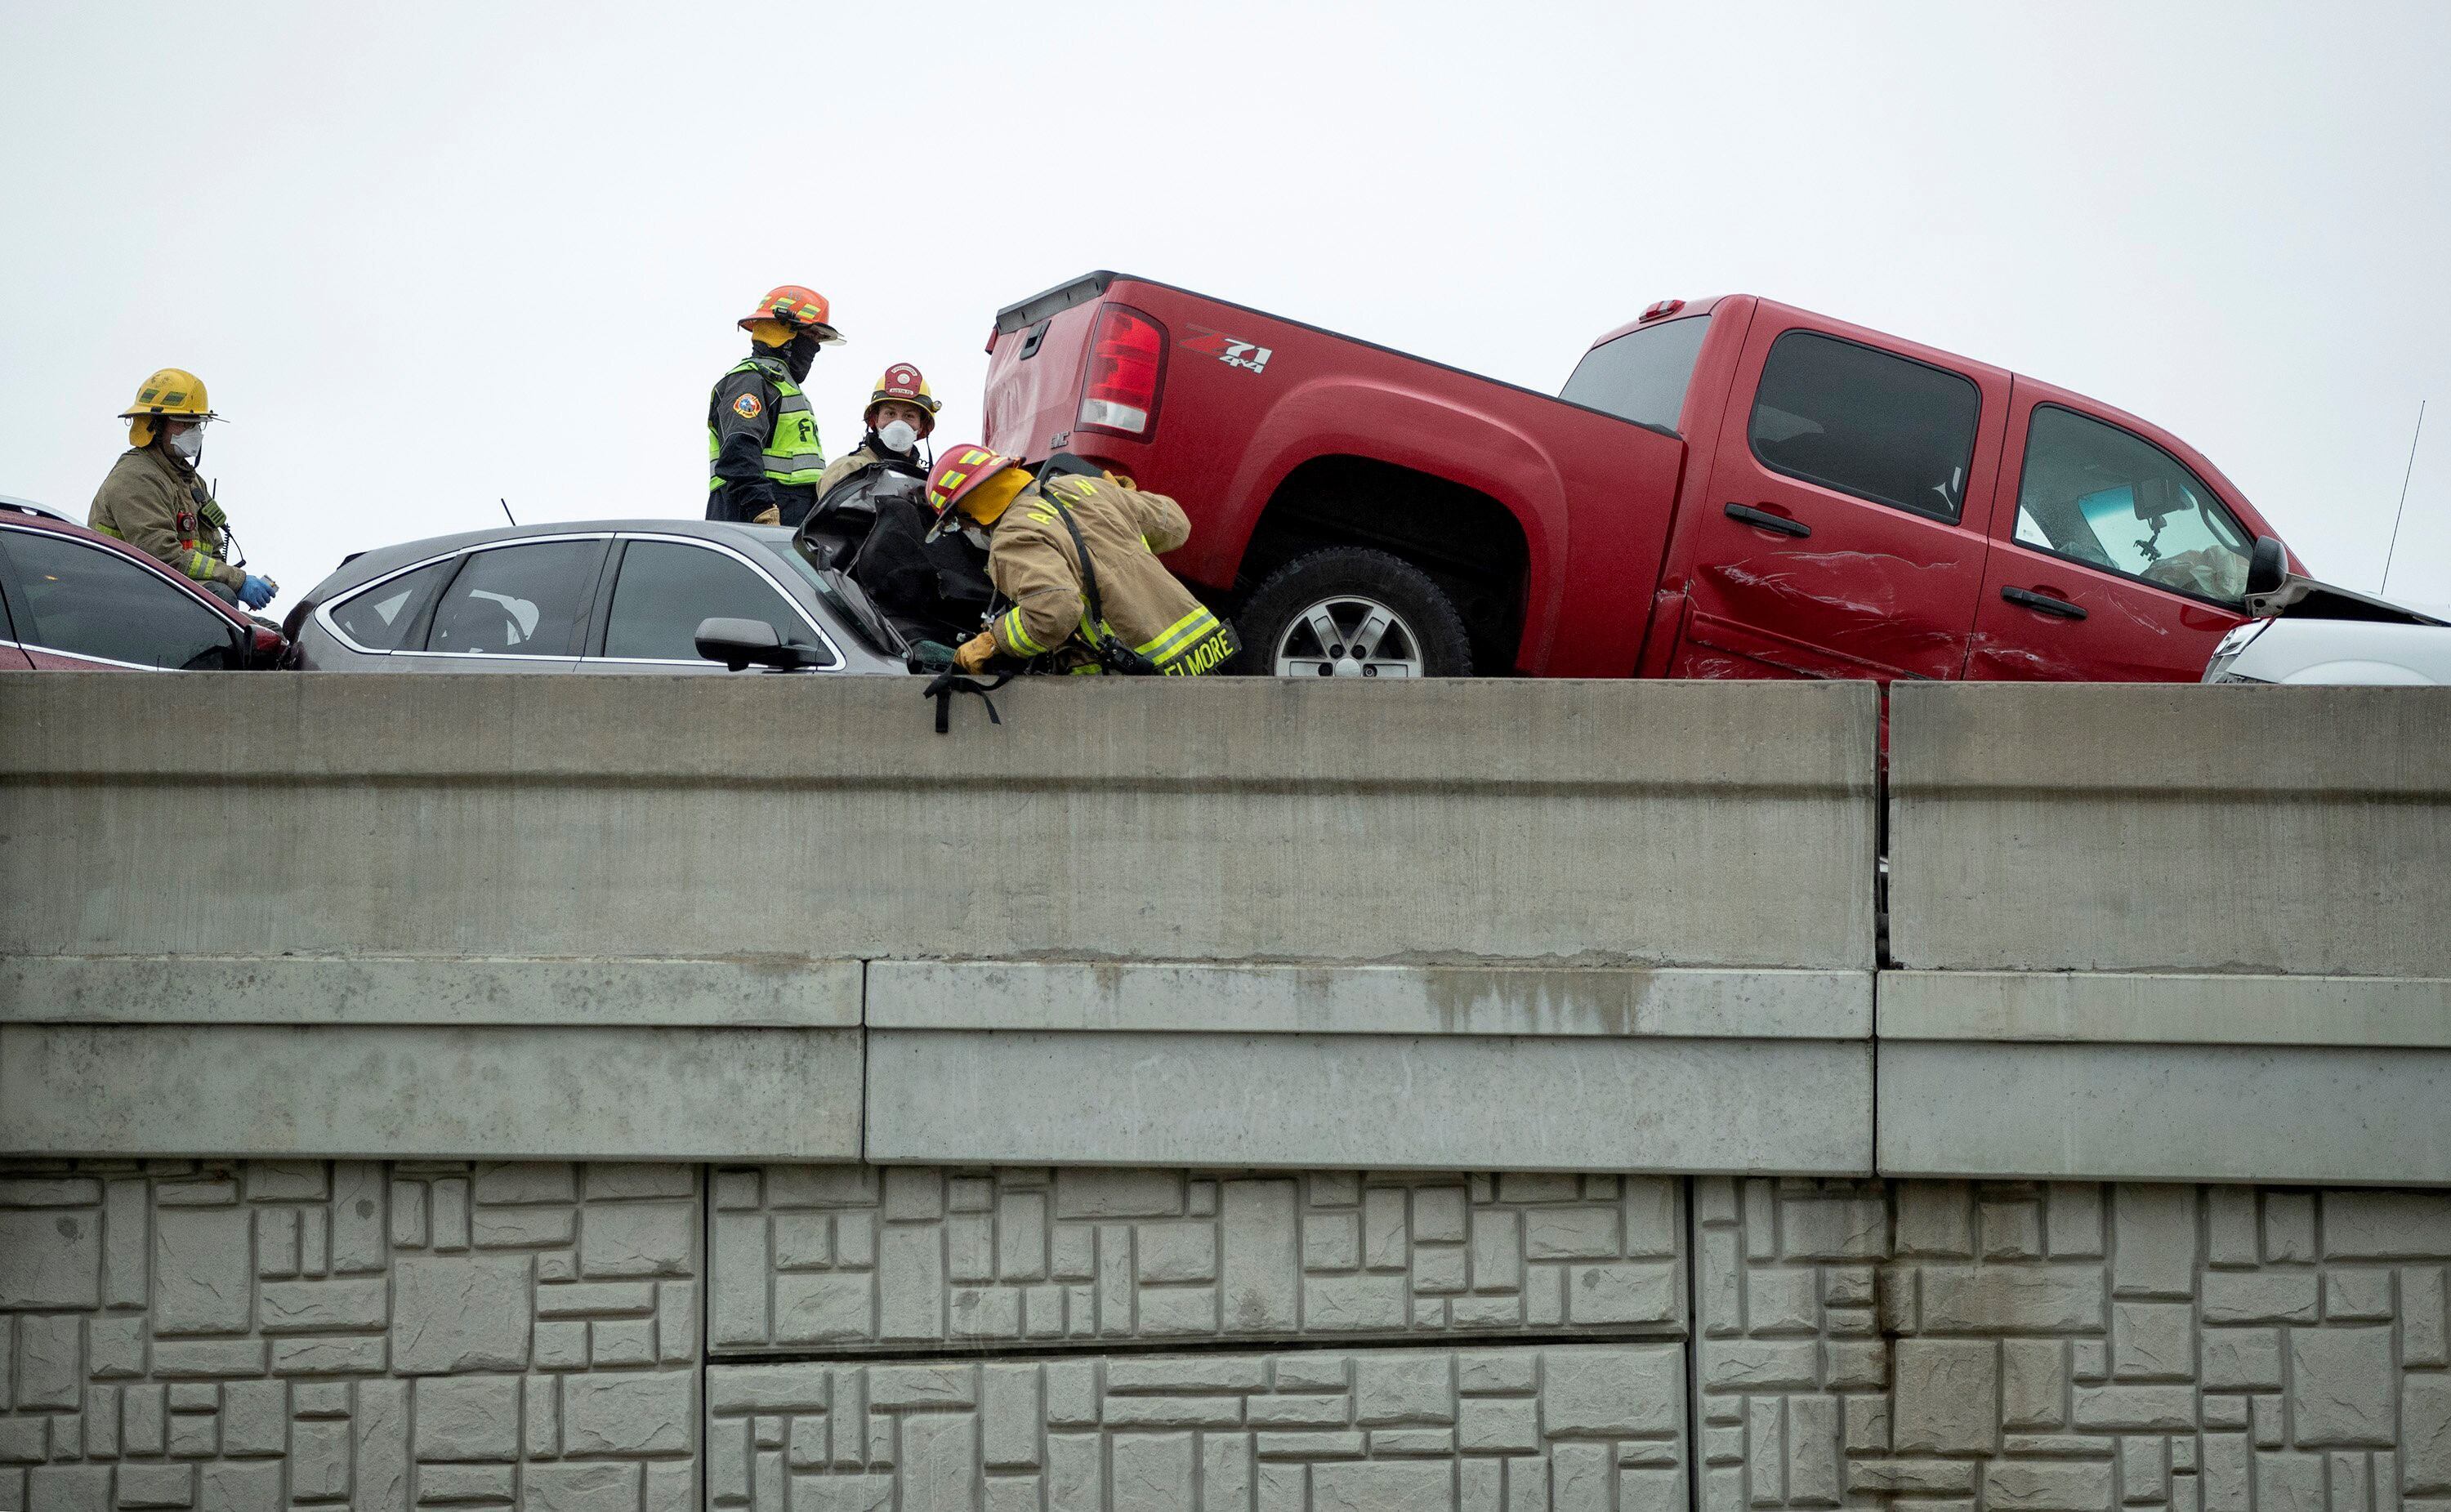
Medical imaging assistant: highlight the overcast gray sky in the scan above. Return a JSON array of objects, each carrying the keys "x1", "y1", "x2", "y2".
[{"x1": 4, "y1": 2, "x2": 2446, "y2": 613}]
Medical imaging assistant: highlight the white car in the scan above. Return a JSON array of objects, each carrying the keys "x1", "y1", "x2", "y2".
[
  {"x1": 2203, "y1": 541, "x2": 2449, "y2": 684},
  {"x1": 2204, "y1": 617, "x2": 2451, "y2": 685}
]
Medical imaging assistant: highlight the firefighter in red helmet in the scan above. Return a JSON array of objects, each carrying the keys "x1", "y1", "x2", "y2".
[{"x1": 814, "y1": 363, "x2": 941, "y2": 503}]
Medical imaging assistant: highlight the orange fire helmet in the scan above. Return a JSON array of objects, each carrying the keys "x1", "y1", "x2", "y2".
[{"x1": 737, "y1": 285, "x2": 845, "y2": 344}]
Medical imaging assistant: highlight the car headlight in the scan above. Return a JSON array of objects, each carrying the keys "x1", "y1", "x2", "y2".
[{"x1": 2203, "y1": 618, "x2": 2272, "y2": 683}]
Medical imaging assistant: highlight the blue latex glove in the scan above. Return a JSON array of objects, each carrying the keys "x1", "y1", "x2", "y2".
[{"x1": 239, "y1": 574, "x2": 277, "y2": 610}]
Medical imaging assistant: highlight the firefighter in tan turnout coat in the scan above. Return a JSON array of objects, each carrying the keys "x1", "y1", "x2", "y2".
[
  {"x1": 922, "y1": 444, "x2": 1239, "y2": 676},
  {"x1": 89, "y1": 368, "x2": 276, "y2": 609}
]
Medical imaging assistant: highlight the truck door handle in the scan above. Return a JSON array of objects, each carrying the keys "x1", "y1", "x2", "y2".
[
  {"x1": 1725, "y1": 503, "x2": 1810, "y2": 538},
  {"x1": 2002, "y1": 585, "x2": 2087, "y2": 620}
]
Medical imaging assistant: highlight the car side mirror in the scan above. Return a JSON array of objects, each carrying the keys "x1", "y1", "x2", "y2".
[
  {"x1": 2130, "y1": 477, "x2": 2176, "y2": 520},
  {"x1": 2245, "y1": 536, "x2": 2288, "y2": 597},
  {"x1": 694, "y1": 616, "x2": 824, "y2": 672}
]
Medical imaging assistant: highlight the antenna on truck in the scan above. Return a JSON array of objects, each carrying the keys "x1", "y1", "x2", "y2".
[
  {"x1": 2381, "y1": 400, "x2": 2426, "y2": 596},
  {"x1": 501, "y1": 497, "x2": 519, "y2": 528}
]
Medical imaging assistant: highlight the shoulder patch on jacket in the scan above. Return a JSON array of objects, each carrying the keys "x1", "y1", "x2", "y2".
[{"x1": 732, "y1": 393, "x2": 764, "y2": 421}]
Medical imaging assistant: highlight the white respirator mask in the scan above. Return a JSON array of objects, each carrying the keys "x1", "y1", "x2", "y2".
[
  {"x1": 877, "y1": 420, "x2": 918, "y2": 454},
  {"x1": 166, "y1": 426, "x2": 204, "y2": 465}
]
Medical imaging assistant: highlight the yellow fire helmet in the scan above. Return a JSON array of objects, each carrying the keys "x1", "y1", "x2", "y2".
[{"x1": 120, "y1": 368, "x2": 221, "y2": 422}]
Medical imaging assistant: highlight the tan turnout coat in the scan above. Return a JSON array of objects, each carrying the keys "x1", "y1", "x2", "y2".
[
  {"x1": 88, "y1": 445, "x2": 243, "y2": 590},
  {"x1": 983, "y1": 472, "x2": 1230, "y2": 674}
]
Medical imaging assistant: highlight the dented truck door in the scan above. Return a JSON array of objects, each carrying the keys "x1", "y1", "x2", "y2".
[
  {"x1": 1672, "y1": 308, "x2": 2008, "y2": 683},
  {"x1": 1965, "y1": 379, "x2": 2255, "y2": 683}
]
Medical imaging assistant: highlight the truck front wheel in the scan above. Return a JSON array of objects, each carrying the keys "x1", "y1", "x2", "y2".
[{"x1": 1234, "y1": 548, "x2": 1475, "y2": 678}]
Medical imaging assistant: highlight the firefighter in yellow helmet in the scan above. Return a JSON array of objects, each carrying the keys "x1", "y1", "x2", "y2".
[
  {"x1": 707, "y1": 284, "x2": 845, "y2": 529},
  {"x1": 89, "y1": 369, "x2": 276, "y2": 609},
  {"x1": 922, "y1": 445, "x2": 1241, "y2": 677},
  {"x1": 812, "y1": 363, "x2": 941, "y2": 502}
]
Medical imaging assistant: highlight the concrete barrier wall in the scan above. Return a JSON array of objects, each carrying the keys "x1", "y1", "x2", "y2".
[
  {"x1": 11, "y1": 676, "x2": 2451, "y2": 1508},
  {"x1": 1886, "y1": 685, "x2": 2451, "y2": 977},
  {"x1": 1884, "y1": 684, "x2": 2451, "y2": 1185},
  {"x1": 0, "y1": 674, "x2": 1880, "y2": 1175},
  {"x1": 8, "y1": 676, "x2": 2451, "y2": 1183},
  {"x1": 0, "y1": 675, "x2": 1877, "y2": 966}
]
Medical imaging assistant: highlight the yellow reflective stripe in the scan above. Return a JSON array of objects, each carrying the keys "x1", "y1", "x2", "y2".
[
  {"x1": 998, "y1": 606, "x2": 1047, "y2": 656},
  {"x1": 186, "y1": 550, "x2": 217, "y2": 581},
  {"x1": 1136, "y1": 604, "x2": 1222, "y2": 660},
  {"x1": 94, "y1": 523, "x2": 125, "y2": 540}
]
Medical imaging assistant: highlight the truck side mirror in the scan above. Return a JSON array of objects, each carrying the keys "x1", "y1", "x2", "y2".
[
  {"x1": 2245, "y1": 537, "x2": 2288, "y2": 597},
  {"x1": 694, "y1": 617, "x2": 824, "y2": 672},
  {"x1": 2130, "y1": 478, "x2": 2176, "y2": 520}
]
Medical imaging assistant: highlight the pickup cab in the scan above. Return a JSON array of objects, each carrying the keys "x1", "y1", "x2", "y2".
[{"x1": 981, "y1": 274, "x2": 2306, "y2": 683}]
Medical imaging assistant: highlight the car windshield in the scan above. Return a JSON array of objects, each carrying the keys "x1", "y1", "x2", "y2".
[{"x1": 769, "y1": 536, "x2": 903, "y2": 656}]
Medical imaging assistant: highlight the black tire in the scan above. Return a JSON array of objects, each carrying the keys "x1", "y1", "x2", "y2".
[{"x1": 1234, "y1": 547, "x2": 1475, "y2": 678}]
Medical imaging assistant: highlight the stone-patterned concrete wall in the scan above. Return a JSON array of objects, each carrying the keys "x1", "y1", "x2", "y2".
[
  {"x1": 1694, "y1": 1177, "x2": 1889, "y2": 1512},
  {"x1": 14, "y1": 1161, "x2": 2451, "y2": 1512},
  {"x1": 706, "y1": 1343, "x2": 1689, "y2": 1511},
  {"x1": 0, "y1": 1159, "x2": 700, "y2": 1511},
  {"x1": 710, "y1": 1166, "x2": 1684, "y2": 1354},
  {"x1": 1698, "y1": 1178, "x2": 2451, "y2": 1512}
]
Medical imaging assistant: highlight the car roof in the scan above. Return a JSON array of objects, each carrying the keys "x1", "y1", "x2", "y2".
[
  {"x1": 310, "y1": 518, "x2": 803, "y2": 595},
  {"x1": 0, "y1": 496, "x2": 78, "y2": 524}
]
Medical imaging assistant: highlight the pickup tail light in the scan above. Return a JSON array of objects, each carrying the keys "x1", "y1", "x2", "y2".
[
  {"x1": 1639, "y1": 298, "x2": 1686, "y2": 323},
  {"x1": 1076, "y1": 304, "x2": 1166, "y2": 438}
]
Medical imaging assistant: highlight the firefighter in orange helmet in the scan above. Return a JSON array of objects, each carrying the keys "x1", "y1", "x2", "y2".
[
  {"x1": 706, "y1": 284, "x2": 844, "y2": 528},
  {"x1": 813, "y1": 363, "x2": 941, "y2": 502}
]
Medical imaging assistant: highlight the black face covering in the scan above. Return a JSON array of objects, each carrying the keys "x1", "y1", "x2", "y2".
[{"x1": 784, "y1": 334, "x2": 819, "y2": 383}]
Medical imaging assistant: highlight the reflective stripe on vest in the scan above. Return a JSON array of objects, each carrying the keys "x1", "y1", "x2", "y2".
[
  {"x1": 92, "y1": 520, "x2": 222, "y2": 583},
  {"x1": 707, "y1": 359, "x2": 826, "y2": 490}
]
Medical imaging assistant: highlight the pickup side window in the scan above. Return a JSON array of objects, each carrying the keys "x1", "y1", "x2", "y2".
[
  {"x1": 1561, "y1": 315, "x2": 1712, "y2": 431},
  {"x1": 2011, "y1": 404, "x2": 2252, "y2": 605},
  {"x1": 1748, "y1": 331, "x2": 1980, "y2": 523}
]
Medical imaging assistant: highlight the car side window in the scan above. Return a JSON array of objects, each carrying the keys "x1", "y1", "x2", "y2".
[
  {"x1": 1748, "y1": 330, "x2": 1982, "y2": 522},
  {"x1": 0, "y1": 529, "x2": 234, "y2": 669},
  {"x1": 328, "y1": 558, "x2": 453, "y2": 651},
  {"x1": 2011, "y1": 405, "x2": 2252, "y2": 605},
  {"x1": 602, "y1": 540, "x2": 816, "y2": 662},
  {"x1": 424, "y1": 541, "x2": 600, "y2": 656}
]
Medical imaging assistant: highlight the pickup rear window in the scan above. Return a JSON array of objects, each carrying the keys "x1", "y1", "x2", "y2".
[{"x1": 1560, "y1": 315, "x2": 1711, "y2": 432}]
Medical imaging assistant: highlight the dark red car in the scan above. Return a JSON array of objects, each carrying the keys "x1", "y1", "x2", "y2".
[
  {"x1": 0, "y1": 498, "x2": 288, "y2": 671},
  {"x1": 983, "y1": 276, "x2": 2305, "y2": 684}
]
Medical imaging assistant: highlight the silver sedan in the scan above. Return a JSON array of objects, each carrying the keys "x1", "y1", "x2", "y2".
[{"x1": 288, "y1": 520, "x2": 923, "y2": 676}]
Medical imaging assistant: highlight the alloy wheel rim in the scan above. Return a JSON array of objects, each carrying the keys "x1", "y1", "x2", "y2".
[{"x1": 1272, "y1": 595, "x2": 1423, "y2": 678}]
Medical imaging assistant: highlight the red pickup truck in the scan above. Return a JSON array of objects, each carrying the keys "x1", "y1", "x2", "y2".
[{"x1": 981, "y1": 273, "x2": 2305, "y2": 682}]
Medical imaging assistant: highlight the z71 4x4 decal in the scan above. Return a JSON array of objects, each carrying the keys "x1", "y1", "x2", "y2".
[{"x1": 1181, "y1": 326, "x2": 1273, "y2": 375}]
